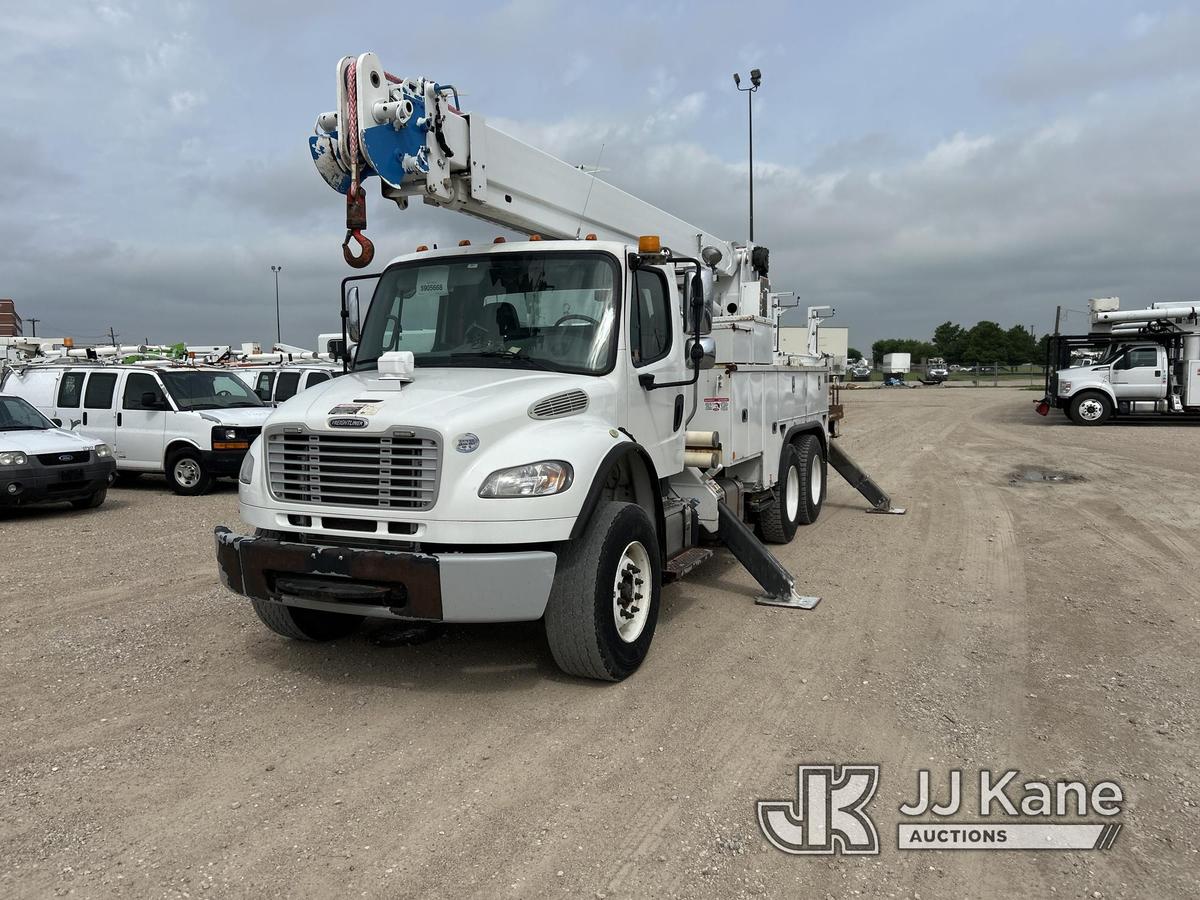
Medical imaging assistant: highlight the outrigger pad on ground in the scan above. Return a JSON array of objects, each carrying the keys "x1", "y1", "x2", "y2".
[
  {"x1": 866, "y1": 505, "x2": 907, "y2": 515},
  {"x1": 755, "y1": 592, "x2": 821, "y2": 610}
]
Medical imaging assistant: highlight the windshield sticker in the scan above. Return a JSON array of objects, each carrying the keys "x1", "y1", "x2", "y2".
[{"x1": 417, "y1": 266, "x2": 449, "y2": 296}]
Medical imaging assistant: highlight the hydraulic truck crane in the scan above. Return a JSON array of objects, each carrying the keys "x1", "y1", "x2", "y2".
[{"x1": 214, "y1": 52, "x2": 903, "y2": 681}]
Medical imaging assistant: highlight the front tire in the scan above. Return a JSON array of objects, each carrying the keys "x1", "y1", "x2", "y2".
[
  {"x1": 70, "y1": 487, "x2": 107, "y2": 510},
  {"x1": 544, "y1": 501, "x2": 661, "y2": 681},
  {"x1": 167, "y1": 450, "x2": 213, "y2": 495},
  {"x1": 1068, "y1": 391, "x2": 1113, "y2": 426},
  {"x1": 251, "y1": 600, "x2": 364, "y2": 641}
]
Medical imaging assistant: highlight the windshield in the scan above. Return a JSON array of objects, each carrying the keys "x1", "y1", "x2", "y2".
[
  {"x1": 0, "y1": 396, "x2": 54, "y2": 431},
  {"x1": 355, "y1": 251, "x2": 620, "y2": 375},
  {"x1": 160, "y1": 372, "x2": 264, "y2": 410}
]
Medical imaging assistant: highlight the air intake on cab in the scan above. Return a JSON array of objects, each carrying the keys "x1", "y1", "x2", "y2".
[{"x1": 529, "y1": 389, "x2": 589, "y2": 420}]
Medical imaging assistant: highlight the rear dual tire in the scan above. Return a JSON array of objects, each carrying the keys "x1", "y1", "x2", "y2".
[{"x1": 759, "y1": 434, "x2": 826, "y2": 544}]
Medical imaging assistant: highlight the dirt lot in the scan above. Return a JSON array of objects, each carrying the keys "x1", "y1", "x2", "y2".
[{"x1": 1, "y1": 387, "x2": 1196, "y2": 899}]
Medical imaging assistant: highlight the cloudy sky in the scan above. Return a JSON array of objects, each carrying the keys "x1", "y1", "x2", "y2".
[{"x1": 2, "y1": 0, "x2": 1198, "y2": 350}]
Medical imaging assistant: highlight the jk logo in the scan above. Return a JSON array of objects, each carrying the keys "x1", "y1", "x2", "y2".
[{"x1": 758, "y1": 764, "x2": 881, "y2": 855}]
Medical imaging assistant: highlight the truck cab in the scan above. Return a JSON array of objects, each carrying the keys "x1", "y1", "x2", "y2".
[{"x1": 1053, "y1": 343, "x2": 1168, "y2": 424}]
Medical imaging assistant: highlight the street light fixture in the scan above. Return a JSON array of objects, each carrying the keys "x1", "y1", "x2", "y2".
[
  {"x1": 733, "y1": 68, "x2": 762, "y2": 242},
  {"x1": 271, "y1": 265, "x2": 283, "y2": 346}
]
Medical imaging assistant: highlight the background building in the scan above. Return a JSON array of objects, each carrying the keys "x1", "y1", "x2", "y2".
[{"x1": 0, "y1": 299, "x2": 21, "y2": 337}]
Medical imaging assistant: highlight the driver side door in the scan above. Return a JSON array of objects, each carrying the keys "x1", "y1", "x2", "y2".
[{"x1": 624, "y1": 266, "x2": 685, "y2": 477}]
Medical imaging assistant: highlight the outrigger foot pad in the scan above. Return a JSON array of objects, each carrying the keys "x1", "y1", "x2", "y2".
[
  {"x1": 755, "y1": 592, "x2": 821, "y2": 610},
  {"x1": 867, "y1": 505, "x2": 907, "y2": 515}
]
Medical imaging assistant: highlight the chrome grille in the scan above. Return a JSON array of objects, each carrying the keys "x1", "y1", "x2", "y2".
[
  {"x1": 266, "y1": 428, "x2": 440, "y2": 509},
  {"x1": 529, "y1": 389, "x2": 588, "y2": 420}
]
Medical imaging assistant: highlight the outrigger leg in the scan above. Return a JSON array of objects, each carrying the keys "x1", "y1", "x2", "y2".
[
  {"x1": 717, "y1": 502, "x2": 820, "y2": 609},
  {"x1": 827, "y1": 443, "x2": 907, "y2": 515}
]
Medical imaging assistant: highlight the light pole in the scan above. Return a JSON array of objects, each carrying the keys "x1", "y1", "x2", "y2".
[
  {"x1": 271, "y1": 265, "x2": 282, "y2": 345},
  {"x1": 733, "y1": 68, "x2": 762, "y2": 242}
]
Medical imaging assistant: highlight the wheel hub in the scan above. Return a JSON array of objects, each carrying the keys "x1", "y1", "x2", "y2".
[{"x1": 612, "y1": 541, "x2": 651, "y2": 643}]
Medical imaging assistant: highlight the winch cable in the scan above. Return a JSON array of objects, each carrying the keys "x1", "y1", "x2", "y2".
[{"x1": 341, "y1": 58, "x2": 374, "y2": 268}]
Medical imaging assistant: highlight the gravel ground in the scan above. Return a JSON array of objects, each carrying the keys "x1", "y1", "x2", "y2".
[{"x1": 1, "y1": 387, "x2": 1196, "y2": 899}]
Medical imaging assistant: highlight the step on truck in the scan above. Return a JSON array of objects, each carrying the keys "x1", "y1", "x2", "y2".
[
  {"x1": 1039, "y1": 297, "x2": 1200, "y2": 425},
  {"x1": 214, "y1": 53, "x2": 903, "y2": 680}
]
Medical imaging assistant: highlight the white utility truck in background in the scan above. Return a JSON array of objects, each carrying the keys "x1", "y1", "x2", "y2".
[
  {"x1": 882, "y1": 352, "x2": 911, "y2": 375},
  {"x1": 1040, "y1": 297, "x2": 1200, "y2": 425},
  {"x1": 214, "y1": 52, "x2": 903, "y2": 681}
]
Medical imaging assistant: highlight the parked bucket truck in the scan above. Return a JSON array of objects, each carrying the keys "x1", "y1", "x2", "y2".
[
  {"x1": 1039, "y1": 297, "x2": 1200, "y2": 424},
  {"x1": 214, "y1": 53, "x2": 904, "y2": 681}
]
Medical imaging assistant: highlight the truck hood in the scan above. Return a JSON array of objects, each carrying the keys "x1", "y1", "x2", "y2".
[
  {"x1": 0, "y1": 427, "x2": 101, "y2": 454},
  {"x1": 266, "y1": 367, "x2": 613, "y2": 433},
  {"x1": 192, "y1": 407, "x2": 274, "y2": 427}
]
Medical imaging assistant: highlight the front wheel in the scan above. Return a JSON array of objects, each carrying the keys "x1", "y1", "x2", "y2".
[
  {"x1": 544, "y1": 501, "x2": 662, "y2": 681},
  {"x1": 1068, "y1": 391, "x2": 1113, "y2": 426},
  {"x1": 167, "y1": 450, "x2": 213, "y2": 495},
  {"x1": 70, "y1": 487, "x2": 107, "y2": 510}
]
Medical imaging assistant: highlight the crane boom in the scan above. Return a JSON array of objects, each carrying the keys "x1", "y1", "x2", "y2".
[{"x1": 310, "y1": 53, "x2": 745, "y2": 278}]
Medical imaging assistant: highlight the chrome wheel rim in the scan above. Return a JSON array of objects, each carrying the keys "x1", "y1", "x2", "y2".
[
  {"x1": 612, "y1": 540, "x2": 651, "y2": 643},
  {"x1": 1078, "y1": 398, "x2": 1104, "y2": 421},
  {"x1": 174, "y1": 458, "x2": 201, "y2": 488}
]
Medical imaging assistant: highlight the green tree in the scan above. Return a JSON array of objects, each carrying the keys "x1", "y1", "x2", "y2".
[
  {"x1": 932, "y1": 321, "x2": 967, "y2": 362},
  {"x1": 1004, "y1": 325, "x2": 1037, "y2": 366},
  {"x1": 847, "y1": 347, "x2": 863, "y2": 360},
  {"x1": 961, "y1": 321, "x2": 1009, "y2": 366}
]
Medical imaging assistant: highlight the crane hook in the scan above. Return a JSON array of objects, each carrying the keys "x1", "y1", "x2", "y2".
[
  {"x1": 343, "y1": 229, "x2": 375, "y2": 268},
  {"x1": 342, "y1": 186, "x2": 373, "y2": 267}
]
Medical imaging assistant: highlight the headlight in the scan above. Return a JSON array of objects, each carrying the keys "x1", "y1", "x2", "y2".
[
  {"x1": 239, "y1": 447, "x2": 257, "y2": 485},
  {"x1": 0, "y1": 451, "x2": 28, "y2": 466},
  {"x1": 479, "y1": 460, "x2": 573, "y2": 498},
  {"x1": 94, "y1": 443, "x2": 112, "y2": 458},
  {"x1": 222, "y1": 428, "x2": 238, "y2": 440},
  {"x1": 1058, "y1": 381, "x2": 1072, "y2": 394}
]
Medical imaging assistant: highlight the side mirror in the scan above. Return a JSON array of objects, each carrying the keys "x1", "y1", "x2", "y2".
[
  {"x1": 346, "y1": 286, "x2": 362, "y2": 343},
  {"x1": 686, "y1": 271, "x2": 713, "y2": 335},
  {"x1": 686, "y1": 335, "x2": 717, "y2": 370},
  {"x1": 141, "y1": 391, "x2": 165, "y2": 409}
]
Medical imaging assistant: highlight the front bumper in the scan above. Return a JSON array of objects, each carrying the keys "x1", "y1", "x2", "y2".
[
  {"x1": 0, "y1": 458, "x2": 115, "y2": 506},
  {"x1": 214, "y1": 526, "x2": 557, "y2": 623},
  {"x1": 202, "y1": 449, "x2": 249, "y2": 477}
]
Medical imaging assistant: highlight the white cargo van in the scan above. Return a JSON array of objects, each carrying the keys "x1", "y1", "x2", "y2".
[
  {"x1": 0, "y1": 363, "x2": 272, "y2": 494},
  {"x1": 228, "y1": 365, "x2": 340, "y2": 406}
]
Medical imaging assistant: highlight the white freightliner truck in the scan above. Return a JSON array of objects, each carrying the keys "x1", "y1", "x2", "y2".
[
  {"x1": 1039, "y1": 297, "x2": 1200, "y2": 425},
  {"x1": 214, "y1": 53, "x2": 902, "y2": 680}
]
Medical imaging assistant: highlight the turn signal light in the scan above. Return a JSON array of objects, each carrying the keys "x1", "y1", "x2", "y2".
[
  {"x1": 493, "y1": 237, "x2": 506, "y2": 243},
  {"x1": 415, "y1": 244, "x2": 429, "y2": 252},
  {"x1": 529, "y1": 234, "x2": 543, "y2": 241},
  {"x1": 458, "y1": 239, "x2": 471, "y2": 246},
  {"x1": 638, "y1": 235, "x2": 661, "y2": 253},
  {"x1": 213, "y1": 441, "x2": 250, "y2": 451},
  {"x1": 585, "y1": 233, "x2": 597, "y2": 241}
]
